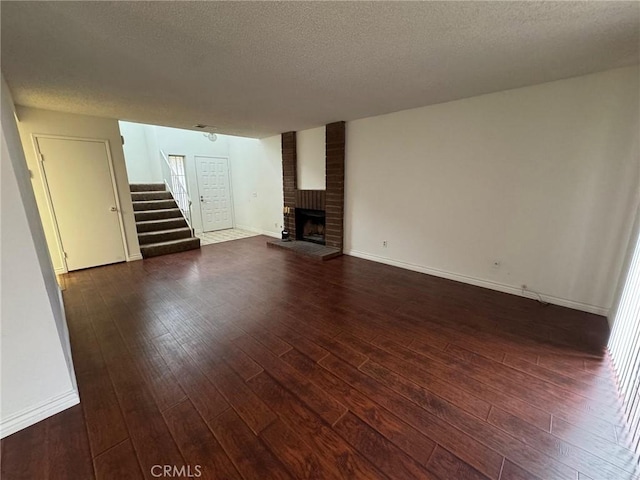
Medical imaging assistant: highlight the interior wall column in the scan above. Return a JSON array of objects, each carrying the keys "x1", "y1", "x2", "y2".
[{"x1": 281, "y1": 132, "x2": 297, "y2": 237}]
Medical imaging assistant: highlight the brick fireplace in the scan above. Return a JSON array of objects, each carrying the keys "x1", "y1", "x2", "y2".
[{"x1": 281, "y1": 121, "x2": 345, "y2": 253}]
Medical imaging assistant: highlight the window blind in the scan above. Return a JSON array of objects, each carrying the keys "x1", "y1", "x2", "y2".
[{"x1": 609, "y1": 229, "x2": 640, "y2": 454}]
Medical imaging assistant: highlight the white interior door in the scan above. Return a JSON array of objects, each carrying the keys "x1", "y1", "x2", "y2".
[
  {"x1": 37, "y1": 137, "x2": 126, "y2": 271},
  {"x1": 195, "y1": 156, "x2": 233, "y2": 232}
]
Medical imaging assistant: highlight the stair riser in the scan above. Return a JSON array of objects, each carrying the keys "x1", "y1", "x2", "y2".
[
  {"x1": 131, "y1": 191, "x2": 173, "y2": 201},
  {"x1": 134, "y1": 209, "x2": 183, "y2": 222},
  {"x1": 133, "y1": 200, "x2": 177, "y2": 211},
  {"x1": 136, "y1": 218, "x2": 188, "y2": 233},
  {"x1": 140, "y1": 238, "x2": 201, "y2": 258},
  {"x1": 138, "y1": 229, "x2": 192, "y2": 245},
  {"x1": 130, "y1": 183, "x2": 166, "y2": 192}
]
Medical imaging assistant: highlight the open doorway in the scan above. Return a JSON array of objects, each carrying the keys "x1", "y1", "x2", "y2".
[{"x1": 119, "y1": 121, "x2": 273, "y2": 247}]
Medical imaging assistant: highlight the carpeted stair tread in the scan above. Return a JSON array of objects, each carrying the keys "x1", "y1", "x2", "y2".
[
  {"x1": 138, "y1": 227, "x2": 192, "y2": 245},
  {"x1": 130, "y1": 183, "x2": 166, "y2": 192},
  {"x1": 131, "y1": 191, "x2": 173, "y2": 201},
  {"x1": 136, "y1": 217, "x2": 188, "y2": 233},
  {"x1": 134, "y1": 208, "x2": 183, "y2": 222},
  {"x1": 133, "y1": 199, "x2": 178, "y2": 211},
  {"x1": 139, "y1": 237, "x2": 201, "y2": 258}
]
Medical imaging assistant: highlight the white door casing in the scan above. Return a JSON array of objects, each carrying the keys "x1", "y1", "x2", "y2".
[
  {"x1": 35, "y1": 136, "x2": 127, "y2": 271},
  {"x1": 195, "y1": 156, "x2": 233, "y2": 232}
]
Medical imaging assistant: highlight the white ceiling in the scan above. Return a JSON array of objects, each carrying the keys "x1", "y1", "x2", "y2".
[{"x1": 2, "y1": 1, "x2": 638, "y2": 138}]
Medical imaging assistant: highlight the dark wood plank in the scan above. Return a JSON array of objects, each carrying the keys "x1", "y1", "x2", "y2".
[
  {"x1": 260, "y1": 419, "x2": 338, "y2": 480},
  {"x1": 93, "y1": 440, "x2": 144, "y2": 480},
  {"x1": 77, "y1": 370, "x2": 129, "y2": 457},
  {"x1": 503, "y1": 354, "x2": 615, "y2": 399},
  {"x1": 193, "y1": 351, "x2": 277, "y2": 434},
  {"x1": 356, "y1": 356, "x2": 579, "y2": 480},
  {"x1": 0, "y1": 419, "x2": 48, "y2": 480},
  {"x1": 67, "y1": 308, "x2": 108, "y2": 377},
  {"x1": 537, "y1": 354, "x2": 616, "y2": 386},
  {"x1": 361, "y1": 358, "x2": 491, "y2": 423},
  {"x1": 91, "y1": 317, "x2": 186, "y2": 479},
  {"x1": 270, "y1": 321, "x2": 330, "y2": 361},
  {"x1": 500, "y1": 459, "x2": 542, "y2": 480},
  {"x1": 332, "y1": 352, "x2": 581, "y2": 480},
  {"x1": 551, "y1": 409, "x2": 619, "y2": 445},
  {"x1": 236, "y1": 319, "x2": 293, "y2": 357},
  {"x1": 488, "y1": 407, "x2": 633, "y2": 480},
  {"x1": 446, "y1": 344, "x2": 620, "y2": 419},
  {"x1": 153, "y1": 333, "x2": 230, "y2": 422},
  {"x1": 233, "y1": 333, "x2": 348, "y2": 425},
  {"x1": 550, "y1": 416, "x2": 639, "y2": 470},
  {"x1": 426, "y1": 445, "x2": 491, "y2": 480},
  {"x1": 318, "y1": 354, "x2": 504, "y2": 479},
  {"x1": 338, "y1": 332, "x2": 491, "y2": 419},
  {"x1": 124, "y1": 339, "x2": 187, "y2": 412},
  {"x1": 248, "y1": 372, "x2": 385, "y2": 479},
  {"x1": 163, "y1": 400, "x2": 240, "y2": 480},
  {"x1": 47, "y1": 405, "x2": 95, "y2": 480},
  {"x1": 207, "y1": 408, "x2": 292, "y2": 480},
  {"x1": 281, "y1": 348, "x2": 437, "y2": 468},
  {"x1": 276, "y1": 309, "x2": 373, "y2": 364},
  {"x1": 334, "y1": 411, "x2": 436, "y2": 479},
  {"x1": 374, "y1": 335, "x2": 552, "y2": 431},
  {"x1": 221, "y1": 343, "x2": 264, "y2": 381}
]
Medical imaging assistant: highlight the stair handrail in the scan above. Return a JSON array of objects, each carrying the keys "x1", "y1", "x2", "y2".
[{"x1": 159, "y1": 149, "x2": 194, "y2": 233}]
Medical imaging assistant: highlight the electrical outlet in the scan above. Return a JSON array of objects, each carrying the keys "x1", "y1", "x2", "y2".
[{"x1": 382, "y1": 240, "x2": 388, "y2": 248}]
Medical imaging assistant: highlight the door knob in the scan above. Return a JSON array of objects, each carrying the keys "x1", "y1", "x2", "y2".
[{"x1": 109, "y1": 206, "x2": 117, "y2": 212}]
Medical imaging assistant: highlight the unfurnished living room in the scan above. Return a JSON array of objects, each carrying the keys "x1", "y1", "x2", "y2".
[{"x1": 1, "y1": 2, "x2": 640, "y2": 479}]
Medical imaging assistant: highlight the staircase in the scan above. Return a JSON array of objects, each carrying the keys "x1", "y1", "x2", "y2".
[{"x1": 130, "y1": 183, "x2": 200, "y2": 258}]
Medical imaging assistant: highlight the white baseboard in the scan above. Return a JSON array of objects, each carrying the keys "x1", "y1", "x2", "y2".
[
  {"x1": 234, "y1": 224, "x2": 280, "y2": 239},
  {"x1": 343, "y1": 249, "x2": 609, "y2": 316},
  {"x1": 127, "y1": 253, "x2": 143, "y2": 262},
  {"x1": 1, "y1": 389, "x2": 79, "y2": 439},
  {"x1": 54, "y1": 266, "x2": 67, "y2": 275}
]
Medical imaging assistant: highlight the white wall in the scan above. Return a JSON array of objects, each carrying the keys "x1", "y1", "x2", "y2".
[
  {"x1": 16, "y1": 107, "x2": 141, "y2": 273},
  {"x1": 297, "y1": 126, "x2": 325, "y2": 190},
  {"x1": 345, "y1": 66, "x2": 640, "y2": 315},
  {"x1": 229, "y1": 135, "x2": 283, "y2": 237},
  {"x1": 119, "y1": 121, "x2": 162, "y2": 183},
  {"x1": 1, "y1": 76, "x2": 78, "y2": 438}
]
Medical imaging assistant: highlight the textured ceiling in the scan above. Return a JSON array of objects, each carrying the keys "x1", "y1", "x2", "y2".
[{"x1": 2, "y1": 1, "x2": 639, "y2": 138}]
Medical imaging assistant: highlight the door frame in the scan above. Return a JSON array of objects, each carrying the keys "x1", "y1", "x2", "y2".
[
  {"x1": 31, "y1": 134, "x2": 130, "y2": 273},
  {"x1": 193, "y1": 155, "x2": 235, "y2": 233}
]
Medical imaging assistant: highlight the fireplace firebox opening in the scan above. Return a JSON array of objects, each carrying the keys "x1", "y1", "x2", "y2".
[{"x1": 295, "y1": 208, "x2": 326, "y2": 245}]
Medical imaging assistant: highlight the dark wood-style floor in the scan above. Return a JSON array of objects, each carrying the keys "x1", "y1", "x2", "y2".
[{"x1": 2, "y1": 236, "x2": 638, "y2": 480}]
